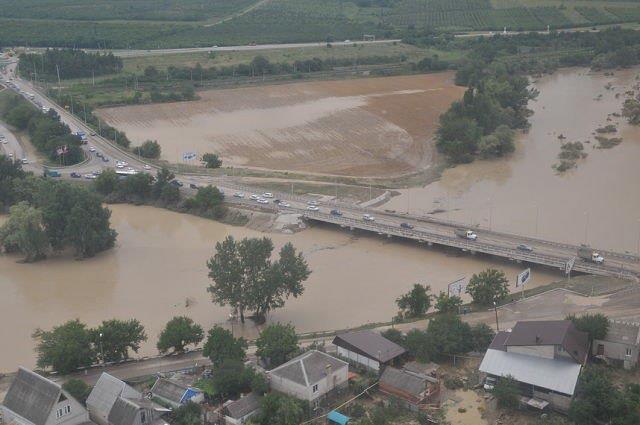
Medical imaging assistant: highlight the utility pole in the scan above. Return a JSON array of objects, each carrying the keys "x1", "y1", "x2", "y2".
[
  {"x1": 55, "y1": 64, "x2": 61, "y2": 97},
  {"x1": 493, "y1": 300, "x2": 500, "y2": 332}
]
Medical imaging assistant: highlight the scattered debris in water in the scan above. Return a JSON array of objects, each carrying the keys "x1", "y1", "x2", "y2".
[{"x1": 595, "y1": 136, "x2": 623, "y2": 149}]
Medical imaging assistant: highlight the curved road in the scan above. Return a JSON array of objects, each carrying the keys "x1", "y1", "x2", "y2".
[{"x1": 2, "y1": 59, "x2": 639, "y2": 281}]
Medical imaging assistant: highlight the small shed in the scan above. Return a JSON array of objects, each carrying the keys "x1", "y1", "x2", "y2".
[
  {"x1": 150, "y1": 378, "x2": 204, "y2": 408},
  {"x1": 222, "y1": 393, "x2": 262, "y2": 425},
  {"x1": 332, "y1": 330, "x2": 406, "y2": 372},
  {"x1": 327, "y1": 410, "x2": 350, "y2": 425}
]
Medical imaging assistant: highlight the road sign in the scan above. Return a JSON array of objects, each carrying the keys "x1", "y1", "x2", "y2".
[
  {"x1": 448, "y1": 277, "x2": 467, "y2": 297},
  {"x1": 516, "y1": 268, "x2": 531, "y2": 288},
  {"x1": 565, "y1": 257, "x2": 576, "y2": 275}
]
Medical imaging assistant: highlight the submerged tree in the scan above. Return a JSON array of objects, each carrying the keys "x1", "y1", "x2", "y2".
[
  {"x1": 0, "y1": 201, "x2": 49, "y2": 262},
  {"x1": 157, "y1": 316, "x2": 204, "y2": 354}
]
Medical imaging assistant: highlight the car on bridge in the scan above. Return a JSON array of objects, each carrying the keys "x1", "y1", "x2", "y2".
[
  {"x1": 517, "y1": 244, "x2": 533, "y2": 252},
  {"x1": 363, "y1": 214, "x2": 375, "y2": 222},
  {"x1": 400, "y1": 222, "x2": 414, "y2": 229},
  {"x1": 307, "y1": 205, "x2": 320, "y2": 211},
  {"x1": 330, "y1": 209, "x2": 342, "y2": 216}
]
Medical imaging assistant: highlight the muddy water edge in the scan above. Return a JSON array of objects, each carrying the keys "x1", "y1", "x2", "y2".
[
  {"x1": 0, "y1": 205, "x2": 558, "y2": 372},
  {"x1": 384, "y1": 68, "x2": 640, "y2": 254}
]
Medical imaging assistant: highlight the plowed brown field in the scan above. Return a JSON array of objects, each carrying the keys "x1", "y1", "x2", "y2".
[{"x1": 96, "y1": 73, "x2": 464, "y2": 176}]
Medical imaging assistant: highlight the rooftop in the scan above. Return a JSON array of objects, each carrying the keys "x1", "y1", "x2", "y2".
[
  {"x1": 269, "y1": 350, "x2": 348, "y2": 387},
  {"x1": 332, "y1": 330, "x2": 406, "y2": 363},
  {"x1": 479, "y1": 349, "x2": 582, "y2": 396},
  {"x1": 380, "y1": 367, "x2": 427, "y2": 397},
  {"x1": 504, "y1": 320, "x2": 589, "y2": 364},
  {"x1": 151, "y1": 378, "x2": 188, "y2": 404},
  {"x1": 2, "y1": 367, "x2": 62, "y2": 425},
  {"x1": 224, "y1": 393, "x2": 262, "y2": 419},
  {"x1": 599, "y1": 320, "x2": 640, "y2": 346}
]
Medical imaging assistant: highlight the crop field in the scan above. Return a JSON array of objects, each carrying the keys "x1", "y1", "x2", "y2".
[
  {"x1": 94, "y1": 73, "x2": 465, "y2": 177},
  {"x1": 2, "y1": 0, "x2": 640, "y2": 48}
]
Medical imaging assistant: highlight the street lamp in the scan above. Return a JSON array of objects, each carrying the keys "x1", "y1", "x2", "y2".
[
  {"x1": 493, "y1": 301, "x2": 500, "y2": 332},
  {"x1": 99, "y1": 332, "x2": 104, "y2": 367}
]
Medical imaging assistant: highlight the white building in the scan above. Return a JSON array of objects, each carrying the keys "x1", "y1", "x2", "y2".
[
  {"x1": 593, "y1": 320, "x2": 640, "y2": 369},
  {"x1": 332, "y1": 330, "x2": 406, "y2": 372},
  {"x1": 1, "y1": 367, "x2": 90, "y2": 425},
  {"x1": 268, "y1": 350, "x2": 348, "y2": 409}
]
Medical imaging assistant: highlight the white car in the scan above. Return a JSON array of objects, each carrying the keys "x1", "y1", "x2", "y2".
[
  {"x1": 83, "y1": 173, "x2": 97, "y2": 179},
  {"x1": 143, "y1": 164, "x2": 151, "y2": 170},
  {"x1": 21, "y1": 158, "x2": 28, "y2": 164},
  {"x1": 250, "y1": 194, "x2": 259, "y2": 200},
  {"x1": 234, "y1": 192, "x2": 245, "y2": 198},
  {"x1": 363, "y1": 214, "x2": 375, "y2": 221},
  {"x1": 307, "y1": 200, "x2": 318, "y2": 206},
  {"x1": 89, "y1": 146, "x2": 96, "y2": 152},
  {"x1": 307, "y1": 205, "x2": 320, "y2": 211},
  {"x1": 483, "y1": 377, "x2": 496, "y2": 391},
  {"x1": 262, "y1": 192, "x2": 274, "y2": 198},
  {"x1": 257, "y1": 198, "x2": 269, "y2": 204},
  {"x1": 116, "y1": 164, "x2": 125, "y2": 169},
  {"x1": 279, "y1": 202, "x2": 291, "y2": 208}
]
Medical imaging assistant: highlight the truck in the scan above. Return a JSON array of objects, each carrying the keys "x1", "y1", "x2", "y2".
[
  {"x1": 455, "y1": 228, "x2": 478, "y2": 241},
  {"x1": 577, "y1": 245, "x2": 604, "y2": 264}
]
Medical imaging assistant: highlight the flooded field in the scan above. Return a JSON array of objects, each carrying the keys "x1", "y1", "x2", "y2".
[
  {"x1": 95, "y1": 73, "x2": 464, "y2": 176},
  {"x1": 0, "y1": 205, "x2": 557, "y2": 372},
  {"x1": 383, "y1": 68, "x2": 640, "y2": 253}
]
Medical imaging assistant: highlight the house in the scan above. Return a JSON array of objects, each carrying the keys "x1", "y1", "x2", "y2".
[
  {"x1": 149, "y1": 378, "x2": 203, "y2": 408},
  {"x1": 479, "y1": 320, "x2": 589, "y2": 412},
  {"x1": 86, "y1": 373, "x2": 169, "y2": 425},
  {"x1": 593, "y1": 320, "x2": 640, "y2": 369},
  {"x1": 268, "y1": 350, "x2": 348, "y2": 409},
  {"x1": 332, "y1": 330, "x2": 406, "y2": 372},
  {"x1": 221, "y1": 393, "x2": 262, "y2": 425},
  {"x1": 378, "y1": 366, "x2": 440, "y2": 411},
  {"x1": 0, "y1": 367, "x2": 91, "y2": 425}
]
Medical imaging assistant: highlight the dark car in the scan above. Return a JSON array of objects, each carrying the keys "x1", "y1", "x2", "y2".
[
  {"x1": 330, "y1": 209, "x2": 342, "y2": 216},
  {"x1": 70, "y1": 172, "x2": 81, "y2": 178},
  {"x1": 400, "y1": 222, "x2": 414, "y2": 229},
  {"x1": 102, "y1": 157, "x2": 109, "y2": 162},
  {"x1": 189, "y1": 183, "x2": 198, "y2": 189},
  {"x1": 517, "y1": 244, "x2": 533, "y2": 252},
  {"x1": 170, "y1": 180, "x2": 184, "y2": 187},
  {"x1": 96, "y1": 152, "x2": 103, "y2": 158}
]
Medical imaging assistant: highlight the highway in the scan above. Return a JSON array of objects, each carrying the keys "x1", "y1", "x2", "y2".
[{"x1": 2, "y1": 59, "x2": 639, "y2": 282}]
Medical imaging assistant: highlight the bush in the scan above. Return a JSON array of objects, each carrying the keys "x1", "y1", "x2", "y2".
[
  {"x1": 133, "y1": 140, "x2": 161, "y2": 159},
  {"x1": 494, "y1": 375, "x2": 520, "y2": 410}
]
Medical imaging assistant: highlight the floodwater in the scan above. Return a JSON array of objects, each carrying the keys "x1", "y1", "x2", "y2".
[
  {"x1": 384, "y1": 68, "x2": 640, "y2": 253},
  {"x1": 0, "y1": 205, "x2": 557, "y2": 372},
  {"x1": 95, "y1": 74, "x2": 464, "y2": 176}
]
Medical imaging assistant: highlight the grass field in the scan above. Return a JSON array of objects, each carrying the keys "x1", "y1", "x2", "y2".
[{"x1": 3, "y1": 0, "x2": 640, "y2": 48}]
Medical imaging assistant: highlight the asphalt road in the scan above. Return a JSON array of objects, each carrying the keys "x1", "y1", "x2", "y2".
[{"x1": 2, "y1": 59, "x2": 639, "y2": 281}]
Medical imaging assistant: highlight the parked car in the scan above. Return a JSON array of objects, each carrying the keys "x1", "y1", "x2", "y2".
[
  {"x1": 330, "y1": 209, "x2": 342, "y2": 216},
  {"x1": 89, "y1": 146, "x2": 96, "y2": 152},
  {"x1": 190, "y1": 183, "x2": 198, "y2": 189},
  {"x1": 102, "y1": 157, "x2": 109, "y2": 162},
  {"x1": 144, "y1": 164, "x2": 151, "y2": 170},
  {"x1": 307, "y1": 200, "x2": 318, "y2": 206},
  {"x1": 234, "y1": 192, "x2": 245, "y2": 198},
  {"x1": 307, "y1": 205, "x2": 320, "y2": 211},
  {"x1": 400, "y1": 222, "x2": 414, "y2": 229},
  {"x1": 170, "y1": 180, "x2": 183, "y2": 187},
  {"x1": 257, "y1": 198, "x2": 269, "y2": 204},
  {"x1": 250, "y1": 194, "x2": 259, "y2": 200},
  {"x1": 70, "y1": 172, "x2": 81, "y2": 178},
  {"x1": 262, "y1": 192, "x2": 274, "y2": 198},
  {"x1": 363, "y1": 214, "x2": 375, "y2": 221},
  {"x1": 279, "y1": 202, "x2": 291, "y2": 208},
  {"x1": 83, "y1": 173, "x2": 97, "y2": 180},
  {"x1": 517, "y1": 244, "x2": 533, "y2": 252}
]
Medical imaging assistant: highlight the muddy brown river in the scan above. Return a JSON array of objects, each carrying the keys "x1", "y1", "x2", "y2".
[
  {"x1": 384, "y1": 68, "x2": 640, "y2": 254},
  {"x1": 0, "y1": 205, "x2": 557, "y2": 372}
]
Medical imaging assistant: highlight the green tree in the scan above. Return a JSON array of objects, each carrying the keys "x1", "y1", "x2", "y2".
[
  {"x1": 185, "y1": 185, "x2": 225, "y2": 218},
  {"x1": 434, "y1": 291, "x2": 463, "y2": 314},
  {"x1": 569, "y1": 367, "x2": 617, "y2": 425},
  {"x1": 427, "y1": 313, "x2": 474, "y2": 360},
  {"x1": 62, "y1": 379, "x2": 90, "y2": 405},
  {"x1": 436, "y1": 113, "x2": 481, "y2": 163},
  {"x1": 133, "y1": 140, "x2": 161, "y2": 159},
  {"x1": 202, "y1": 326, "x2": 247, "y2": 367},
  {"x1": 0, "y1": 201, "x2": 49, "y2": 262},
  {"x1": 152, "y1": 167, "x2": 174, "y2": 199},
  {"x1": 254, "y1": 393, "x2": 306, "y2": 425},
  {"x1": 396, "y1": 284, "x2": 432, "y2": 318},
  {"x1": 255, "y1": 323, "x2": 299, "y2": 368},
  {"x1": 32, "y1": 319, "x2": 96, "y2": 374},
  {"x1": 0, "y1": 154, "x2": 26, "y2": 209},
  {"x1": 92, "y1": 319, "x2": 147, "y2": 363},
  {"x1": 157, "y1": 316, "x2": 204, "y2": 354},
  {"x1": 64, "y1": 192, "x2": 117, "y2": 258},
  {"x1": 94, "y1": 169, "x2": 119, "y2": 195},
  {"x1": 170, "y1": 403, "x2": 202, "y2": 425},
  {"x1": 202, "y1": 153, "x2": 222, "y2": 168},
  {"x1": 478, "y1": 125, "x2": 515, "y2": 158},
  {"x1": 622, "y1": 98, "x2": 640, "y2": 125},
  {"x1": 566, "y1": 313, "x2": 609, "y2": 345},
  {"x1": 471, "y1": 323, "x2": 495, "y2": 351},
  {"x1": 207, "y1": 237, "x2": 310, "y2": 323},
  {"x1": 466, "y1": 269, "x2": 509, "y2": 305},
  {"x1": 211, "y1": 359, "x2": 248, "y2": 398},
  {"x1": 404, "y1": 329, "x2": 431, "y2": 362},
  {"x1": 494, "y1": 375, "x2": 519, "y2": 409}
]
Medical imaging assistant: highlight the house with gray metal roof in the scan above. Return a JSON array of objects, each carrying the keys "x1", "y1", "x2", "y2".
[
  {"x1": 479, "y1": 320, "x2": 589, "y2": 412},
  {"x1": 1, "y1": 367, "x2": 90, "y2": 425},
  {"x1": 379, "y1": 366, "x2": 440, "y2": 412},
  {"x1": 86, "y1": 373, "x2": 169, "y2": 425},
  {"x1": 593, "y1": 320, "x2": 640, "y2": 369},
  {"x1": 268, "y1": 350, "x2": 348, "y2": 409},
  {"x1": 149, "y1": 378, "x2": 203, "y2": 409},
  {"x1": 222, "y1": 393, "x2": 262, "y2": 425},
  {"x1": 332, "y1": 330, "x2": 406, "y2": 372}
]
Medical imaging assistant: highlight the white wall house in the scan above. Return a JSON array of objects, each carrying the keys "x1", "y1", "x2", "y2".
[
  {"x1": 332, "y1": 330, "x2": 406, "y2": 372},
  {"x1": 268, "y1": 350, "x2": 348, "y2": 408},
  {"x1": 1, "y1": 367, "x2": 89, "y2": 425}
]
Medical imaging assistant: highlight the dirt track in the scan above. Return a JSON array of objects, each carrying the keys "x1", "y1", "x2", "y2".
[{"x1": 96, "y1": 73, "x2": 464, "y2": 176}]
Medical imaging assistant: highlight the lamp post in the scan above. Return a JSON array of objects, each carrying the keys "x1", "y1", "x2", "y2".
[
  {"x1": 493, "y1": 300, "x2": 500, "y2": 332},
  {"x1": 99, "y1": 332, "x2": 104, "y2": 367}
]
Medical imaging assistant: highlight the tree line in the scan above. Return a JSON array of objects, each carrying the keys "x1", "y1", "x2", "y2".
[
  {"x1": 1, "y1": 94, "x2": 85, "y2": 164},
  {"x1": 0, "y1": 156, "x2": 117, "y2": 261},
  {"x1": 18, "y1": 49, "x2": 123, "y2": 80}
]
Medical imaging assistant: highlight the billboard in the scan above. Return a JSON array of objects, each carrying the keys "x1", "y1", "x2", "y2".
[
  {"x1": 448, "y1": 277, "x2": 467, "y2": 297},
  {"x1": 516, "y1": 268, "x2": 531, "y2": 288}
]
